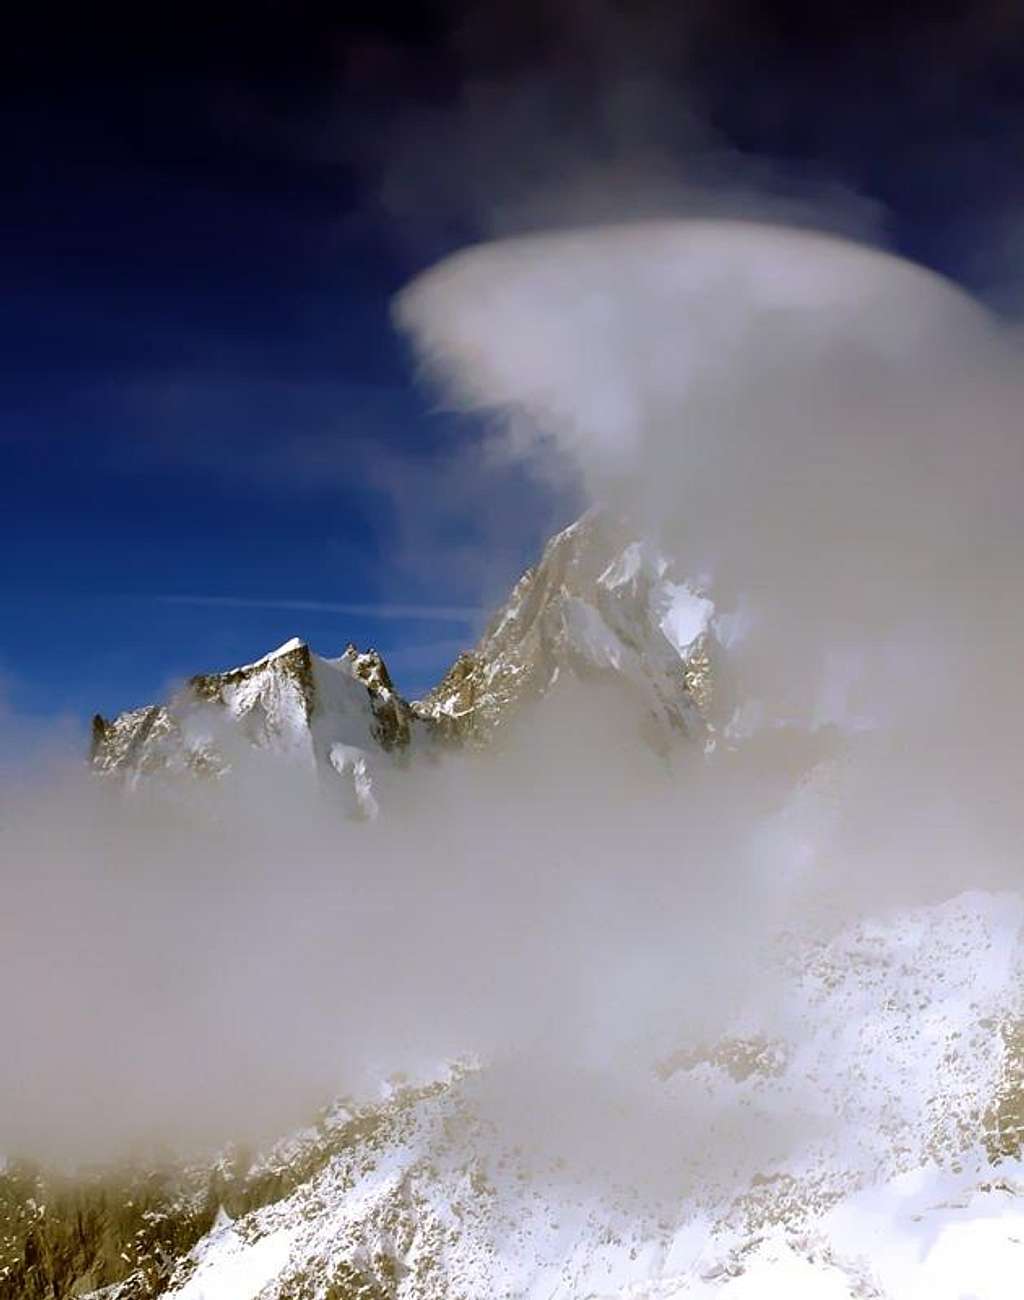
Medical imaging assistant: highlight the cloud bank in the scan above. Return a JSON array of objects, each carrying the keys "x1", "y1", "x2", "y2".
[{"x1": 4, "y1": 222, "x2": 1024, "y2": 1214}]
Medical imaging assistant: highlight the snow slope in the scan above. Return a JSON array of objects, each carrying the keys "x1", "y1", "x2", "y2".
[{"x1": 121, "y1": 888, "x2": 1024, "y2": 1300}]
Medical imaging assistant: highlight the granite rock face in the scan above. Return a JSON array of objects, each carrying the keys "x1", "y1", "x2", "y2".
[
  {"x1": 90, "y1": 513, "x2": 716, "y2": 809},
  {"x1": 412, "y1": 511, "x2": 714, "y2": 750}
]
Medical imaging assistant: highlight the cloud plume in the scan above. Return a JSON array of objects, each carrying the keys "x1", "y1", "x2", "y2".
[{"x1": 4, "y1": 221, "x2": 1024, "y2": 1218}]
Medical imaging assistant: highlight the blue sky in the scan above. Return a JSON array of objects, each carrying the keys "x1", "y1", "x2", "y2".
[
  {"x1": 4, "y1": 1, "x2": 1023, "y2": 736},
  {"x1": 2, "y1": 139, "x2": 565, "y2": 726}
]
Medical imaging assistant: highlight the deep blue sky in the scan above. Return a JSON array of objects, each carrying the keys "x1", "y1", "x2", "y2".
[{"x1": 4, "y1": 1, "x2": 1023, "y2": 736}]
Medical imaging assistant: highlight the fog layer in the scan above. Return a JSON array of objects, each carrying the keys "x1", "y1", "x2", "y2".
[{"x1": 4, "y1": 221, "x2": 1023, "y2": 1189}]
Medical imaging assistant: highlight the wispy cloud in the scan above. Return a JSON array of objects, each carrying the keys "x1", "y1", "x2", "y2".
[{"x1": 156, "y1": 595, "x2": 481, "y2": 623}]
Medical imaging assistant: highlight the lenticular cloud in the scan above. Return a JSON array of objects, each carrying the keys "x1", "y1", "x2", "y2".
[{"x1": 394, "y1": 219, "x2": 992, "y2": 482}]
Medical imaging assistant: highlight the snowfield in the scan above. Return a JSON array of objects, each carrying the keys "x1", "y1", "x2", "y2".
[{"x1": 150, "y1": 889, "x2": 1024, "y2": 1300}]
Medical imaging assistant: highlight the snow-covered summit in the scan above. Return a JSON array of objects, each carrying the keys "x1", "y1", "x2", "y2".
[
  {"x1": 244, "y1": 635, "x2": 305, "y2": 665},
  {"x1": 90, "y1": 636, "x2": 428, "y2": 817},
  {"x1": 413, "y1": 510, "x2": 714, "y2": 749}
]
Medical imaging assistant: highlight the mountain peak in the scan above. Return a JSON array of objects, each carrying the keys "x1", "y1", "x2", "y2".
[
  {"x1": 257, "y1": 636, "x2": 306, "y2": 663},
  {"x1": 90, "y1": 513, "x2": 714, "y2": 800},
  {"x1": 414, "y1": 510, "x2": 713, "y2": 748},
  {"x1": 89, "y1": 637, "x2": 421, "y2": 816}
]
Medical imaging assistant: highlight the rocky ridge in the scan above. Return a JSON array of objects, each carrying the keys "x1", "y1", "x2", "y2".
[
  {"x1": 90, "y1": 513, "x2": 716, "y2": 808},
  {"x1": 412, "y1": 511, "x2": 713, "y2": 749},
  {"x1": 90, "y1": 637, "x2": 428, "y2": 818}
]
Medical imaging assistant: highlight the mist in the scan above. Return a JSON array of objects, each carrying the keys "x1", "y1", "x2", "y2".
[
  {"x1": 397, "y1": 220, "x2": 1024, "y2": 900},
  {"x1": 3, "y1": 221, "x2": 1024, "y2": 1216}
]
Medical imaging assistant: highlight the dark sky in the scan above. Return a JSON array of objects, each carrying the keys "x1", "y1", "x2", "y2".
[{"x1": 4, "y1": 0, "x2": 1024, "y2": 728}]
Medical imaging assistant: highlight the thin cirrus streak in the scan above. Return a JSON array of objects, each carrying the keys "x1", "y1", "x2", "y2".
[{"x1": 154, "y1": 594, "x2": 482, "y2": 623}]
